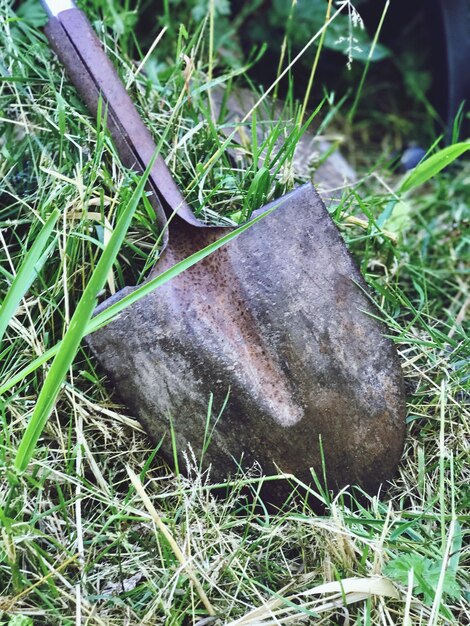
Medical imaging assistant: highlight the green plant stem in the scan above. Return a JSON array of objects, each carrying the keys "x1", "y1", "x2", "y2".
[
  {"x1": 208, "y1": 0, "x2": 215, "y2": 120},
  {"x1": 274, "y1": 0, "x2": 297, "y2": 102},
  {"x1": 0, "y1": 210, "x2": 59, "y2": 344},
  {"x1": 299, "y1": 0, "x2": 332, "y2": 126},
  {"x1": 347, "y1": 0, "x2": 390, "y2": 125}
]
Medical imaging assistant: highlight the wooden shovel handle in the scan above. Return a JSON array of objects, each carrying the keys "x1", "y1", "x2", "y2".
[{"x1": 43, "y1": 6, "x2": 206, "y2": 245}]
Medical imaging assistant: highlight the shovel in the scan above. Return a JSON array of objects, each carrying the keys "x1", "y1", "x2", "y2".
[{"x1": 41, "y1": 0, "x2": 406, "y2": 498}]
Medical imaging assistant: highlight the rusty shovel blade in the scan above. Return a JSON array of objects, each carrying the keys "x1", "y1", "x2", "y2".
[
  {"x1": 42, "y1": 0, "x2": 406, "y2": 499},
  {"x1": 87, "y1": 183, "x2": 406, "y2": 498}
]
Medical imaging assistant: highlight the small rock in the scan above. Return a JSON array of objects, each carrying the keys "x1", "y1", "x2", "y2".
[{"x1": 400, "y1": 146, "x2": 426, "y2": 171}]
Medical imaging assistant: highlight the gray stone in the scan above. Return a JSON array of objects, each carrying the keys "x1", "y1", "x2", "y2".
[
  {"x1": 87, "y1": 184, "x2": 406, "y2": 498},
  {"x1": 212, "y1": 86, "x2": 356, "y2": 205}
]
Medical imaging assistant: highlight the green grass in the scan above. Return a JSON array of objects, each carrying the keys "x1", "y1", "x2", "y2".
[{"x1": 1, "y1": 1, "x2": 469, "y2": 625}]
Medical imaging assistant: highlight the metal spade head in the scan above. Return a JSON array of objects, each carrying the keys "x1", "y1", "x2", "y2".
[
  {"x1": 87, "y1": 183, "x2": 406, "y2": 497},
  {"x1": 42, "y1": 0, "x2": 406, "y2": 499}
]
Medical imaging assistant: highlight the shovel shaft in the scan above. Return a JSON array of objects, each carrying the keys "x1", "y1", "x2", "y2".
[{"x1": 41, "y1": 1, "x2": 204, "y2": 246}]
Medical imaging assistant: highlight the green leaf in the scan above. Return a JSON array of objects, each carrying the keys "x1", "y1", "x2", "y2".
[
  {"x1": 192, "y1": 0, "x2": 231, "y2": 19},
  {"x1": 269, "y1": 0, "x2": 390, "y2": 63},
  {"x1": 448, "y1": 521, "x2": 463, "y2": 576},
  {"x1": 385, "y1": 553, "x2": 461, "y2": 605},
  {"x1": 382, "y1": 200, "x2": 412, "y2": 235},
  {"x1": 8, "y1": 617, "x2": 34, "y2": 626},
  {"x1": 0, "y1": 210, "x2": 59, "y2": 344},
  {"x1": 323, "y1": 16, "x2": 391, "y2": 62},
  {"x1": 417, "y1": 558, "x2": 461, "y2": 604},
  {"x1": 385, "y1": 553, "x2": 425, "y2": 585},
  {"x1": 243, "y1": 167, "x2": 271, "y2": 218},
  {"x1": 376, "y1": 199, "x2": 397, "y2": 228},
  {"x1": 15, "y1": 0, "x2": 47, "y2": 27},
  {"x1": 400, "y1": 142, "x2": 470, "y2": 193}
]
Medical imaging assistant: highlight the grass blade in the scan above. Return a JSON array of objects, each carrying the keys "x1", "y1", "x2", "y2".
[
  {"x1": 1, "y1": 199, "x2": 277, "y2": 396},
  {"x1": 0, "y1": 209, "x2": 59, "y2": 344},
  {"x1": 87, "y1": 201, "x2": 276, "y2": 333},
  {"x1": 400, "y1": 141, "x2": 470, "y2": 193},
  {"x1": 14, "y1": 160, "x2": 155, "y2": 472}
]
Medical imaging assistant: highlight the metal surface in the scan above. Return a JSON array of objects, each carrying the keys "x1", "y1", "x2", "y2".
[
  {"x1": 88, "y1": 183, "x2": 406, "y2": 499},
  {"x1": 43, "y1": 5, "x2": 407, "y2": 498}
]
